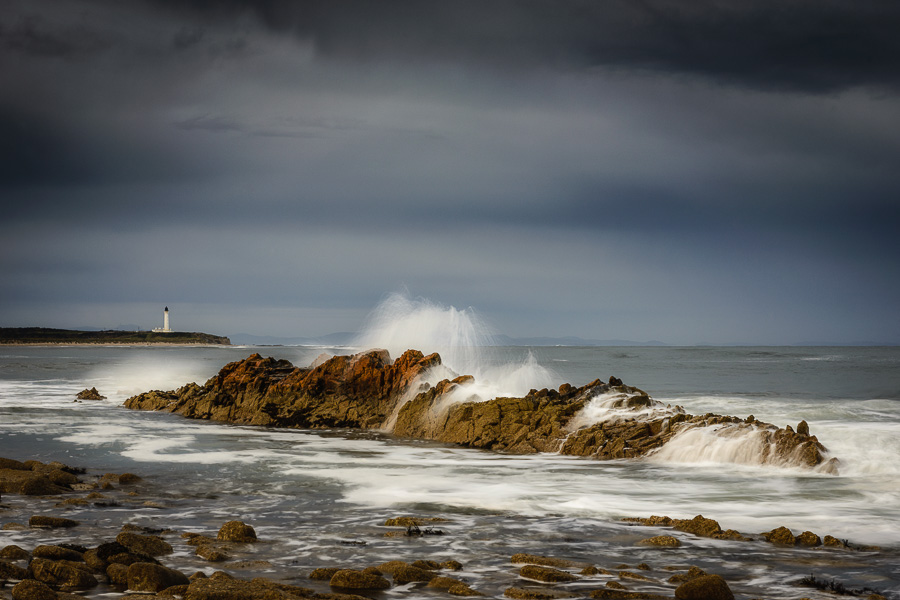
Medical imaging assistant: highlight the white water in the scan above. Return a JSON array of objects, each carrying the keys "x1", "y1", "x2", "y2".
[
  {"x1": 351, "y1": 292, "x2": 556, "y2": 399},
  {"x1": 1, "y1": 338, "x2": 899, "y2": 598}
]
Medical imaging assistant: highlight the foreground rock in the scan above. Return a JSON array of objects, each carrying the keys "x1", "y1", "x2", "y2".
[{"x1": 124, "y1": 350, "x2": 834, "y2": 470}]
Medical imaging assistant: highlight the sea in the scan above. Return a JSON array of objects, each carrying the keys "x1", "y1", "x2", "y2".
[{"x1": 1, "y1": 343, "x2": 899, "y2": 599}]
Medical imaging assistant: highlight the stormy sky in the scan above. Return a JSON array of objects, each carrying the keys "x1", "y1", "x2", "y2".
[{"x1": 2, "y1": 0, "x2": 899, "y2": 345}]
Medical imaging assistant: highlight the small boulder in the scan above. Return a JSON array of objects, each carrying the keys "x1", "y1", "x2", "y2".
[
  {"x1": 217, "y1": 520, "x2": 257, "y2": 543},
  {"x1": 11, "y1": 579, "x2": 58, "y2": 600},
  {"x1": 511, "y1": 554, "x2": 580, "y2": 569},
  {"x1": 637, "y1": 535, "x2": 681, "y2": 547},
  {"x1": 30, "y1": 557, "x2": 98, "y2": 590},
  {"x1": 796, "y1": 531, "x2": 822, "y2": 546},
  {"x1": 519, "y1": 565, "x2": 578, "y2": 583},
  {"x1": 0, "y1": 545, "x2": 31, "y2": 560},
  {"x1": 763, "y1": 526, "x2": 796, "y2": 546},
  {"x1": 329, "y1": 569, "x2": 391, "y2": 590},
  {"x1": 674, "y1": 574, "x2": 734, "y2": 600},
  {"x1": 797, "y1": 420, "x2": 810, "y2": 436},
  {"x1": 0, "y1": 559, "x2": 30, "y2": 580},
  {"x1": 673, "y1": 515, "x2": 722, "y2": 537},
  {"x1": 195, "y1": 545, "x2": 228, "y2": 562},
  {"x1": 32, "y1": 545, "x2": 85, "y2": 562},
  {"x1": 106, "y1": 563, "x2": 129, "y2": 585},
  {"x1": 21, "y1": 476, "x2": 67, "y2": 496},
  {"x1": 309, "y1": 567, "x2": 341, "y2": 580},
  {"x1": 126, "y1": 562, "x2": 190, "y2": 592},
  {"x1": 29, "y1": 515, "x2": 79, "y2": 529},
  {"x1": 116, "y1": 532, "x2": 173, "y2": 557}
]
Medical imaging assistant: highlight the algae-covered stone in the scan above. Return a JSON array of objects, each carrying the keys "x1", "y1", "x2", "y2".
[
  {"x1": 30, "y1": 557, "x2": 98, "y2": 590},
  {"x1": 519, "y1": 565, "x2": 578, "y2": 583},
  {"x1": 29, "y1": 515, "x2": 79, "y2": 528},
  {"x1": 217, "y1": 520, "x2": 257, "y2": 543},
  {"x1": 1, "y1": 545, "x2": 31, "y2": 560},
  {"x1": 637, "y1": 535, "x2": 681, "y2": 547},
  {"x1": 763, "y1": 526, "x2": 796, "y2": 546},
  {"x1": 0, "y1": 559, "x2": 30, "y2": 580},
  {"x1": 674, "y1": 574, "x2": 734, "y2": 600},
  {"x1": 126, "y1": 562, "x2": 190, "y2": 592},
  {"x1": 329, "y1": 569, "x2": 391, "y2": 590},
  {"x1": 11, "y1": 579, "x2": 58, "y2": 600},
  {"x1": 116, "y1": 532, "x2": 173, "y2": 556}
]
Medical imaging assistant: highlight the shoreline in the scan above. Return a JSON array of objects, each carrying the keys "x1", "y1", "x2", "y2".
[
  {"x1": 0, "y1": 342, "x2": 234, "y2": 347},
  {"x1": 1, "y1": 455, "x2": 891, "y2": 600}
]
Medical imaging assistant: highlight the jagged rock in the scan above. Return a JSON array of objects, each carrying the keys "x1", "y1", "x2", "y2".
[
  {"x1": 30, "y1": 557, "x2": 98, "y2": 590},
  {"x1": 29, "y1": 516, "x2": 79, "y2": 529},
  {"x1": 116, "y1": 532, "x2": 173, "y2": 556},
  {"x1": 11, "y1": 579, "x2": 58, "y2": 600},
  {"x1": 126, "y1": 562, "x2": 190, "y2": 592},
  {"x1": 673, "y1": 515, "x2": 722, "y2": 537},
  {"x1": 674, "y1": 574, "x2": 735, "y2": 600},
  {"x1": 637, "y1": 535, "x2": 681, "y2": 547},
  {"x1": 76, "y1": 387, "x2": 106, "y2": 400},
  {"x1": 217, "y1": 520, "x2": 257, "y2": 543},
  {"x1": 329, "y1": 569, "x2": 391, "y2": 590},
  {"x1": 124, "y1": 350, "x2": 834, "y2": 470},
  {"x1": 519, "y1": 565, "x2": 578, "y2": 583}
]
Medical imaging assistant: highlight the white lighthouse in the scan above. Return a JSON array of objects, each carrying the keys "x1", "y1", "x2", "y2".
[{"x1": 152, "y1": 306, "x2": 173, "y2": 333}]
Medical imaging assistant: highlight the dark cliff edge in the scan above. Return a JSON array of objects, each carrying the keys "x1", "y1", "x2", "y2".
[
  {"x1": 124, "y1": 349, "x2": 838, "y2": 472},
  {"x1": 0, "y1": 327, "x2": 231, "y2": 345}
]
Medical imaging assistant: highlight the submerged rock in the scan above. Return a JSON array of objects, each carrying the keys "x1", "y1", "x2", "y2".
[{"x1": 124, "y1": 349, "x2": 834, "y2": 470}]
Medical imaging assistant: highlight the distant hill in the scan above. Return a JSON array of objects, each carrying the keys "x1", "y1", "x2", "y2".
[{"x1": 0, "y1": 328, "x2": 231, "y2": 345}]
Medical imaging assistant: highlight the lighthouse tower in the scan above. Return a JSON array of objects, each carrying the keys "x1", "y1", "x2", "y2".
[{"x1": 152, "y1": 307, "x2": 173, "y2": 333}]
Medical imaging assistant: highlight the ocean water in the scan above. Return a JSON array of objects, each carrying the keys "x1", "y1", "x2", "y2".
[{"x1": 1, "y1": 344, "x2": 899, "y2": 599}]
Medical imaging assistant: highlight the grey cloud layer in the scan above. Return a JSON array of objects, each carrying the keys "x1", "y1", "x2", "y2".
[{"x1": 1, "y1": 0, "x2": 898, "y2": 343}]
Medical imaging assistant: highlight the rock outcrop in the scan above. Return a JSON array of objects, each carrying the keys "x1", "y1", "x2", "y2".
[{"x1": 123, "y1": 349, "x2": 834, "y2": 471}]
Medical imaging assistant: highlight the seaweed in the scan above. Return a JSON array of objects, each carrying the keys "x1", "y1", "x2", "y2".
[{"x1": 796, "y1": 573, "x2": 883, "y2": 597}]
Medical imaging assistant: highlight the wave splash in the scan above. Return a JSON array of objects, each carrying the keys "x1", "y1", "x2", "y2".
[{"x1": 352, "y1": 292, "x2": 554, "y2": 400}]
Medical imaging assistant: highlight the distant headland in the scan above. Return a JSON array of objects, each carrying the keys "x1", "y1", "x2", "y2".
[{"x1": 0, "y1": 327, "x2": 231, "y2": 346}]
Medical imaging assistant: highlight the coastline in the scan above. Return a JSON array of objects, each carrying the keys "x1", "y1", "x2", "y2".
[
  {"x1": 1, "y1": 455, "x2": 890, "y2": 600},
  {"x1": 0, "y1": 342, "x2": 233, "y2": 347}
]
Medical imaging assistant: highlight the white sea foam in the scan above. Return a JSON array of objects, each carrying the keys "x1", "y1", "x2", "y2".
[
  {"x1": 352, "y1": 292, "x2": 556, "y2": 401},
  {"x1": 567, "y1": 390, "x2": 681, "y2": 431}
]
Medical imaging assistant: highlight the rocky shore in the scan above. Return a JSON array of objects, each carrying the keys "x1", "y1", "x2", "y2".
[
  {"x1": 1, "y1": 456, "x2": 888, "y2": 600},
  {"x1": 124, "y1": 349, "x2": 837, "y2": 472}
]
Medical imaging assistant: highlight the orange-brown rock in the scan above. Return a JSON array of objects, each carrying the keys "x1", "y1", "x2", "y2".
[{"x1": 124, "y1": 350, "x2": 834, "y2": 470}]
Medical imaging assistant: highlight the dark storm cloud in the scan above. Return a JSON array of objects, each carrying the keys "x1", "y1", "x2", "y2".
[
  {"x1": 150, "y1": 0, "x2": 900, "y2": 93},
  {"x1": 1, "y1": 0, "x2": 898, "y2": 344}
]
